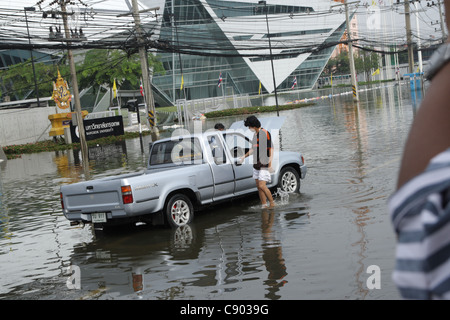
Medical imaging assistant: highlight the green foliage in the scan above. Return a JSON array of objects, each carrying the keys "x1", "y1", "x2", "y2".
[
  {"x1": 204, "y1": 103, "x2": 315, "y2": 118},
  {"x1": 1, "y1": 131, "x2": 152, "y2": 159},
  {"x1": 323, "y1": 51, "x2": 350, "y2": 75},
  {"x1": 322, "y1": 50, "x2": 380, "y2": 78},
  {"x1": 354, "y1": 51, "x2": 380, "y2": 80},
  {"x1": 0, "y1": 60, "x2": 70, "y2": 99},
  {"x1": 0, "y1": 49, "x2": 164, "y2": 101},
  {"x1": 77, "y1": 49, "x2": 164, "y2": 90},
  {"x1": 2, "y1": 140, "x2": 73, "y2": 159}
]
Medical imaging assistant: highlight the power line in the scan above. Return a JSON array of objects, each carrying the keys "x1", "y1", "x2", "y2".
[{"x1": 0, "y1": 1, "x2": 444, "y2": 61}]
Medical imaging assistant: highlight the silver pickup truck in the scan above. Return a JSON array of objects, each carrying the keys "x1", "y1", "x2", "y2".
[{"x1": 60, "y1": 118, "x2": 307, "y2": 229}]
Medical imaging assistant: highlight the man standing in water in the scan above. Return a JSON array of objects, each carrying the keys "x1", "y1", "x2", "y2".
[{"x1": 240, "y1": 116, "x2": 275, "y2": 209}]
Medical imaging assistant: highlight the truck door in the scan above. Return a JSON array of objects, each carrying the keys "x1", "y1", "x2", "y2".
[
  {"x1": 223, "y1": 132, "x2": 257, "y2": 196},
  {"x1": 205, "y1": 133, "x2": 235, "y2": 201}
]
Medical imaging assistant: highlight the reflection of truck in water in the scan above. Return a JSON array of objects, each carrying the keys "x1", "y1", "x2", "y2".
[{"x1": 60, "y1": 118, "x2": 307, "y2": 229}]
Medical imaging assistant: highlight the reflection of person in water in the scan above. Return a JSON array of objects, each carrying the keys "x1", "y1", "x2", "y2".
[{"x1": 261, "y1": 209, "x2": 287, "y2": 299}]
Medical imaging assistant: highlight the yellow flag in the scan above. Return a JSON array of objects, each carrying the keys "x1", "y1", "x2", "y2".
[
  {"x1": 113, "y1": 78, "x2": 117, "y2": 98},
  {"x1": 258, "y1": 81, "x2": 261, "y2": 95},
  {"x1": 180, "y1": 75, "x2": 184, "y2": 90},
  {"x1": 372, "y1": 68, "x2": 380, "y2": 76}
]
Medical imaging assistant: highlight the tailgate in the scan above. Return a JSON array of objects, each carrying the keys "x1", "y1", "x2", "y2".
[{"x1": 61, "y1": 180, "x2": 122, "y2": 212}]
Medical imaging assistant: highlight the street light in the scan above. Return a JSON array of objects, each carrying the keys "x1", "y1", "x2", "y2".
[
  {"x1": 258, "y1": 0, "x2": 279, "y2": 116},
  {"x1": 24, "y1": 7, "x2": 40, "y2": 107}
]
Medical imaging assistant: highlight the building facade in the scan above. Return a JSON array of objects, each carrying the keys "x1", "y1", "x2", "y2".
[
  {"x1": 329, "y1": 0, "x2": 358, "y2": 59},
  {"x1": 150, "y1": 0, "x2": 349, "y2": 103}
]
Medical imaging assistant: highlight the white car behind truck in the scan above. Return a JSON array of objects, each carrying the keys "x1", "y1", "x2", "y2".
[{"x1": 60, "y1": 117, "x2": 307, "y2": 229}]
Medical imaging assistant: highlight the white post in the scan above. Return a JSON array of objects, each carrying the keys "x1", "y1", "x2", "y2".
[{"x1": 414, "y1": 2, "x2": 423, "y2": 73}]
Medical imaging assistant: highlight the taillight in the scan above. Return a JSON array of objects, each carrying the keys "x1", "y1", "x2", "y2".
[
  {"x1": 60, "y1": 192, "x2": 64, "y2": 210},
  {"x1": 121, "y1": 185, "x2": 133, "y2": 204},
  {"x1": 301, "y1": 155, "x2": 305, "y2": 164}
]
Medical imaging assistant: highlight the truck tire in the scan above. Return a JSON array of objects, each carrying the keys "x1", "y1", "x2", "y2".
[
  {"x1": 165, "y1": 194, "x2": 194, "y2": 228},
  {"x1": 278, "y1": 166, "x2": 300, "y2": 193}
]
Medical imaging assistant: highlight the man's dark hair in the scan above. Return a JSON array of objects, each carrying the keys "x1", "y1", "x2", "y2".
[
  {"x1": 214, "y1": 123, "x2": 225, "y2": 130},
  {"x1": 244, "y1": 115, "x2": 261, "y2": 128}
]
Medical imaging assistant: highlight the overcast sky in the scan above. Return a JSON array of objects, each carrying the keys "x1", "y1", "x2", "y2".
[{"x1": 355, "y1": 1, "x2": 447, "y2": 46}]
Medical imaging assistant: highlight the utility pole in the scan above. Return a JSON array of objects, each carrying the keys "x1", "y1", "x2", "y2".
[
  {"x1": 60, "y1": 0, "x2": 89, "y2": 170},
  {"x1": 259, "y1": 0, "x2": 279, "y2": 116},
  {"x1": 438, "y1": 0, "x2": 447, "y2": 42},
  {"x1": 171, "y1": 13, "x2": 186, "y2": 100},
  {"x1": 404, "y1": 0, "x2": 415, "y2": 73},
  {"x1": 345, "y1": 0, "x2": 359, "y2": 102},
  {"x1": 130, "y1": 0, "x2": 157, "y2": 131},
  {"x1": 24, "y1": 7, "x2": 40, "y2": 107}
]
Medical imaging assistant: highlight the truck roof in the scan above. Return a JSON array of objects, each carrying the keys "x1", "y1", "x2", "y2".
[{"x1": 153, "y1": 116, "x2": 287, "y2": 144}]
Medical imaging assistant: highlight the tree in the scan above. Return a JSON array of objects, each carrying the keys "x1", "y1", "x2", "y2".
[
  {"x1": 354, "y1": 50, "x2": 379, "y2": 82},
  {"x1": 0, "y1": 49, "x2": 164, "y2": 102},
  {"x1": 0, "y1": 60, "x2": 69, "y2": 101},
  {"x1": 323, "y1": 51, "x2": 350, "y2": 76},
  {"x1": 323, "y1": 49, "x2": 380, "y2": 82},
  {"x1": 77, "y1": 49, "x2": 164, "y2": 91}
]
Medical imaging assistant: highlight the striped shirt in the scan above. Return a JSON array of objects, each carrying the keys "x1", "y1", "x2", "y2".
[{"x1": 388, "y1": 148, "x2": 450, "y2": 299}]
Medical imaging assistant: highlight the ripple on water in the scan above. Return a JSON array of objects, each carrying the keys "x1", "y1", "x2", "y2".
[{"x1": 0, "y1": 87, "x2": 410, "y2": 299}]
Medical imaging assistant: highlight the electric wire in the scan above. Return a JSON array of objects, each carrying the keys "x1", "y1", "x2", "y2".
[{"x1": 0, "y1": 1, "x2": 445, "y2": 63}]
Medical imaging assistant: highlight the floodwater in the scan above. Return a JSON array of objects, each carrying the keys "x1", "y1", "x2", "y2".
[{"x1": 0, "y1": 84, "x2": 421, "y2": 300}]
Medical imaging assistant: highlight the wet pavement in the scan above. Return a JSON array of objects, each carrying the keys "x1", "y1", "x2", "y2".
[{"x1": 0, "y1": 83, "x2": 421, "y2": 300}]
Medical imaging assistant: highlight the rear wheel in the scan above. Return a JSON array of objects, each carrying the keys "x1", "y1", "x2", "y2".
[
  {"x1": 165, "y1": 194, "x2": 194, "y2": 228},
  {"x1": 278, "y1": 166, "x2": 300, "y2": 193}
]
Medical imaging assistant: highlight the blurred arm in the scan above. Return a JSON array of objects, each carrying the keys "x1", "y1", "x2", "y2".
[{"x1": 397, "y1": 2, "x2": 450, "y2": 189}]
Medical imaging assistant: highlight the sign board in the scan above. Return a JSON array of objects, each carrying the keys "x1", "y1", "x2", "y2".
[{"x1": 70, "y1": 116, "x2": 124, "y2": 143}]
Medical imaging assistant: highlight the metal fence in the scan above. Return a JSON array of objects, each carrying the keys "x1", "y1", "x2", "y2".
[{"x1": 177, "y1": 94, "x2": 251, "y2": 130}]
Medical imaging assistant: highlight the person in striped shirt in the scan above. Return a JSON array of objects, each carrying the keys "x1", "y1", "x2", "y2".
[{"x1": 389, "y1": 0, "x2": 450, "y2": 299}]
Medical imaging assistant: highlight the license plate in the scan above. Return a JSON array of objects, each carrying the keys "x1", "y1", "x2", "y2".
[{"x1": 91, "y1": 212, "x2": 107, "y2": 223}]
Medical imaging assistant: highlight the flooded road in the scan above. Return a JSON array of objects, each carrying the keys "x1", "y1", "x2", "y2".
[{"x1": 0, "y1": 84, "x2": 419, "y2": 300}]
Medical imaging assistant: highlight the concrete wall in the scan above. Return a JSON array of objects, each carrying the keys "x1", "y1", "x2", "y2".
[{"x1": 0, "y1": 107, "x2": 57, "y2": 146}]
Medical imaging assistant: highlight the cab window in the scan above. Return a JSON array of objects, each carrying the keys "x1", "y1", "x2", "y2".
[
  {"x1": 224, "y1": 133, "x2": 251, "y2": 158},
  {"x1": 207, "y1": 134, "x2": 227, "y2": 165},
  {"x1": 150, "y1": 138, "x2": 203, "y2": 165}
]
